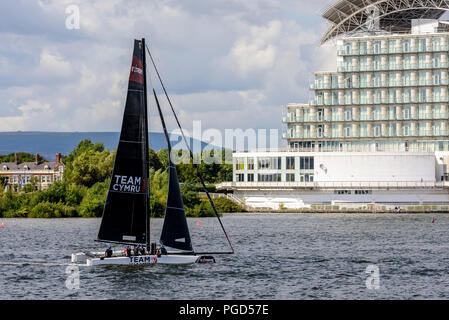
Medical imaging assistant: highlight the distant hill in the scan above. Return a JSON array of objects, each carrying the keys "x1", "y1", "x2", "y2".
[{"x1": 0, "y1": 132, "x2": 213, "y2": 161}]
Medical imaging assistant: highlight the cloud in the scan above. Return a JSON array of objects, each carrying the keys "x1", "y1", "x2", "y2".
[{"x1": 0, "y1": 0, "x2": 336, "y2": 143}]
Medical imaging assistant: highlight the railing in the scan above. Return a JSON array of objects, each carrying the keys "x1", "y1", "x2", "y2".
[
  {"x1": 311, "y1": 79, "x2": 449, "y2": 90},
  {"x1": 282, "y1": 130, "x2": 449, "y2": 140},
  {"x1": 337, "y1": 45, "x2": 449, "y2": 56},
  {"x1": 282, "y1": 113, "x2": 449, "y2": 123},
  {"x1": 217, "y1": 181, "x2": 449, "y2": 189},
  {"x1": 337, "y1": 62, "x2": 449, "y2": 72}
]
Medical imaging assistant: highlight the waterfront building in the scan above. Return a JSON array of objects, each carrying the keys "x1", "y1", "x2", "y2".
[
  {"x1": 218, "y1": 1, "x2": 449, "y2": 209},
  {"x1": 0, "y1": 153, "x2": 65, "y2": 192}
]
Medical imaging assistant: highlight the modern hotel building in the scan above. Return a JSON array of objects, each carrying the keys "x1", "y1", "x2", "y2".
[{"x1": 218, "y1": 0, "x2": 449, "y2": 209}]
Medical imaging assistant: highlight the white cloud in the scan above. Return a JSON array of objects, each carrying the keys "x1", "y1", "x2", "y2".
[{"x1": 0, "y1": 0, "x2": 335, "y2": 142}]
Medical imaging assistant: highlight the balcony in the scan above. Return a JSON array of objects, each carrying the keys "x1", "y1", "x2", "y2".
[{"x1": 337, "y1": 45, "x2": 449, "y2": 57}]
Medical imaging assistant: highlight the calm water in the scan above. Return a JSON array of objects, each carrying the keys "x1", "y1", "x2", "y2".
[{"x1": 1, "y1": 213, "x2": 449, "y2": 299}]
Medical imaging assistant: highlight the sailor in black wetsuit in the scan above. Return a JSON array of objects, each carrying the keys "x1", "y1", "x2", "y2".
[
  {"x1": 125, "y1": 245, "x2": 132, "y2": 257},
  {"x1": 139, "y1": 245, "x2": 146, "y2": 255},
  {"x1": 100, "y1": 245, "x2": 113, "y2": 260},
  {"x1": 134, "y1": 245, "x2": 140, "y2": 256},
  {"x1": 160, "y1": 244, "x2": 167, "y2": 255}
]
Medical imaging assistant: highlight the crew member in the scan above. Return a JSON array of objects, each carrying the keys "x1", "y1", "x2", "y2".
[
  {"x1": 101, "y1": 245, "x2": 113, "y2": 259},
  {"x1": 123, "y1": 245, "x2": 132, "y2": 257}
]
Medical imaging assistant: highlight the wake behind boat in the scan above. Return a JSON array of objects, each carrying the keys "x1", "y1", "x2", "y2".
[{"x1": 72, "y1": 38, "x2": 233, "y2": 266}]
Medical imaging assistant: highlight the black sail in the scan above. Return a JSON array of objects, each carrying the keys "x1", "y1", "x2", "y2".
[
  {"x1": 97, "y1": 39, "x2": 149, "y2": 245},
  {"x1": 153, "y1": 90, "x2": 193, "y2": 251}
]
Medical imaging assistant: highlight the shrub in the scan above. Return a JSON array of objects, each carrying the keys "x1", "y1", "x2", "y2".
[{"x1": 211, "y1": 197, "x2": 245, "y2": 213}]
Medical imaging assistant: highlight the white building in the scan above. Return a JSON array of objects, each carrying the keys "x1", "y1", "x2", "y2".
[{"x1": 218, "y1": 1, "x2": 449, "y2": 210}]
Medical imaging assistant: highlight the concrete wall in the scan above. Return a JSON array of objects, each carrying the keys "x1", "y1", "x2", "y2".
[
  {"x1": 314, "y1": 153, "x2": 435, "y2": 182},
  {"x1": 235, "y1": 189, "x2": 449, "y2": 210}
]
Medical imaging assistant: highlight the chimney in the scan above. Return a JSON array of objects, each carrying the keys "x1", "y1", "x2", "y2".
[
  {"x1": 56, "y1": 153, "x2": 61, "y2": 164},
  {"x1": 14, "y1": 153, "x2": 19, "y2": 164},
  {"x1": 35, "y1": 153, "x2": 40, "y2": 165}
]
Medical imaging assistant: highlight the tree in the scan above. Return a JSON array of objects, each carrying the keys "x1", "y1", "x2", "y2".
[{"x1": 67, "y1": 149, "x2": 115, "y2": 187}]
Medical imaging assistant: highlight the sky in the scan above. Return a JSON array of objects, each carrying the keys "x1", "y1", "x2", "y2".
[{"x1": 0, "y1": 0, "x2": 337, "y2": 142}]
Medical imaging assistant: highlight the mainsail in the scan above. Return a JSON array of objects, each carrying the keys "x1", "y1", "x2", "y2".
[
  {"x1": 97, "y1": 39, "x2": 149, "y2": 245},
  {"x1": 153, "y1": 89, "x2": 193, "y2": 251}
]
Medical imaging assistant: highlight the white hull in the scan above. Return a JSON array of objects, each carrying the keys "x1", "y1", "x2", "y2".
[{"x1": 72, "y1": 252, "x2": 215, "y2": 266}]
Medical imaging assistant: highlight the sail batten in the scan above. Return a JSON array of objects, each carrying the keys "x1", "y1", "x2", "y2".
[{"x1": 97, "y1": 39, "x2": 149, "y2": 245}]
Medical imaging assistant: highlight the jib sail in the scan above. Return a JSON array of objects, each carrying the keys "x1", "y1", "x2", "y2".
[
  {"x1": 153, "y1": 89, "x2": 193, "y2": 251},
  {"x1": 97, "y1": 39, "x2": 149, "y2": 245}
]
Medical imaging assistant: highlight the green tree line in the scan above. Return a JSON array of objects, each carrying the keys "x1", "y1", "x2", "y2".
[{"x1": 0, "y1": 140, "x2": 243, "y2": 218}]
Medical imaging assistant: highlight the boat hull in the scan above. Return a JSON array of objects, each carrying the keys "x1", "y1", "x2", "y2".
[{"x1": 82, "y1": 254, "x2": 215, "y2": 266}]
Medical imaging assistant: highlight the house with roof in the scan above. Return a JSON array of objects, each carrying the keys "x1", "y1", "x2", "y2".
[{"x1": 0, "y1": 153, "x2": 65, "y2": 192}]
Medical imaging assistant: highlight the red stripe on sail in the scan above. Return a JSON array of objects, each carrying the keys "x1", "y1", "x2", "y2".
[{"x1": 129, "y1": 55, "x2": 144, "y2": 85}]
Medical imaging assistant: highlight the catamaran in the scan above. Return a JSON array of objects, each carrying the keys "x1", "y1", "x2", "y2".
[{"x1": 72, "y1": 38, "x2": 234, "y2": 266}]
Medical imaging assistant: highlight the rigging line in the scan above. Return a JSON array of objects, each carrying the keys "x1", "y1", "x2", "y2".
[{"x1": 145, "y1": 43, "x2": 234, "y2": 254}]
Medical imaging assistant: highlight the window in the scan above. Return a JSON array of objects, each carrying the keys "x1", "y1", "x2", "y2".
[
  {"x1": 374, "y1": 125, "x2": 381, "y2": 137},
  {"x1": 419, "y1": 88, "x2": 426, "y2": 102},
  {"x1": 344, "y1": 42, "x2": 351, "y2": 55},
  {"x1": 389, "y1": 89, "x2": 396, "y2": 103},
  {"x1": 359, "y1": 41, "x2": 367, "y2": 54},
  {"x1": 299, "y1": 156, "x2": 314, "y2": 170},
  {"x1": 236, "y1": 174, "x2": 244, "y2": 182},
  {"x1": 360, "y1": 124, "x2": 367, "y2": 137},
  {"x1": 388, "y1": 106, "x2": 396, "y2": 120},
  {"x1": 374, "y1": 56, "x2": 381, "y2": 70},
  {"x1": 418, "y1": 71, "x2": 426, "y2": 85},
  {"x1": 257, "y1": 157, "x2": 281, "y2": 170},
  {"x1": 374, "y1": 73, "x2": 381, "y2": 86},
  {"x1": 2, "y1": 165, "x2": 8, "y2": 171},
  {"x1": 344, "y1": 125, "x2": 352, "y2": 137},
  {"x1": 403, "y1": 124, "x2": 410, "y2": 136},
  {"x1": 331, "y1": 75, "x2": 338, "y2": 88},
  {"x1": 403, "y1": 88, "x2": 411, "y2": 102},
  {"x1": 403, "y1": 71, "x2": 411, "y2": 85},
  {"x1": 373, "y1": 41, "x2": 381, "y2": 54},
  {"x1": 344, "y1": 90, "x2": 352, "y2": 104},
  {"x1": 317, "y1": 109, "x2": 324, "y2": 121},
  {"x1": 418, "y1": 54, "x2": 426, "y2": 68},
  {"x1": 403, "y1": 54, "x2": 411, "y2": 68},
  {"x1": 235, "y1": 158, "x2": 244, "y2": 170},
  {"x1": 403, "y1": 39, "x2": 410, "y2": 52},
  {"x1": 247, "y1": 158, "x2": 254, "y2": 170},
  {"x1": 373, "y1": 106, "x2": 381, "y2": 120},
  {"x1": 433, "y1": 87, "x2": 441, "y2": 102},
  {"x1": 344, "y1": 108, "x2": 352, "y2": 120},
  {"x1": 360, "y1": 107, "x2": 367, "y2": 120},
  {"x1": 388, "y1": 40, "x2": 396, "y2": 53},
  {"x1": 433, "y1": 53, "x2": 441, "y2": 67},
  {"x1": 360, "y1": 74, "x2": 367, "y2": 87},
  {"x1": 433, "y1": 37, "x2": 441, "y2": 51},
  {"x1": 332, "y1": 91, "x2": 339, "y2": 104},
  {"x1": 433, "y1": 71, "x2": 441, "y2": 85},
  {"x1": 247, "y1": 173, "x2": 254, "y2": 182},
  {"x1": 286, "y1": 173, "x2": 295, "y2": 182},
  {"x1": 374, "y1": 90, "x2": 381, "y2": 103},
  {"x1": 286, "y1": 157, "x2": 295, "y2": 170},
  {"x1": 418, "y1": 39, "x2": 426, "y2": 52},
  {"x1": 258, "y1": 174, "x2": 281, "y2": 182},
  {"x1": 300, "y1": 174, "x2": 314, "y2": 182},
  {"x1": 403, "y1": 107, "x2": 410, "y2": 119},
  {"x1": 388, "y1": 72, "x2": 396, "y2": 86},
  {"x1": 389, "y1": 56, "x2": 396, "y2": 69}
]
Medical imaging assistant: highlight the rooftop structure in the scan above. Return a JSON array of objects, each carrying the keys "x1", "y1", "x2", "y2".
[{"x1": 321, "y1": 0, "x2": 449, "y2": 44}]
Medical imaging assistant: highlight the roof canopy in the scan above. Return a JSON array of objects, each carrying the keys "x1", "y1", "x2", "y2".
[{"x1": 321, "y1": 0, "x2": 449, "y2": 44}]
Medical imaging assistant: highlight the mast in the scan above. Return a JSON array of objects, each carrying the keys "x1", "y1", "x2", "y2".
[{"x1": 142, "y1": 38, "x2": 150, "y2": 250}]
